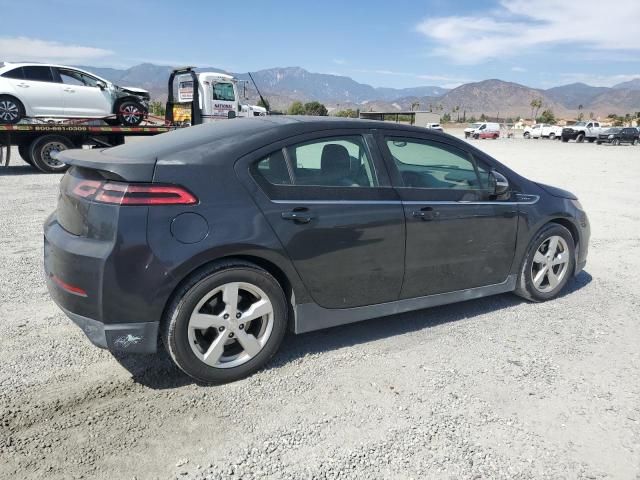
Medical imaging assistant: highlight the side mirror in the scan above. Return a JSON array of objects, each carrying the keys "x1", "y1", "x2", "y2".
[
  {"x1": 490, "y1": 170, "x2": 510, "y2": 197},
  {"x1": 96, "y1": 80, "x2": 107, "y2": 90},
  {"x1": 227, "y1": 110, "x2": 236, "y2": 119}
]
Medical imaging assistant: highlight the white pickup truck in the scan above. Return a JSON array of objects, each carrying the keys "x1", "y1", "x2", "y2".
[
  {"x1": 561, "y1": 121, "x2": 606, "y2": 143},
  {"x1": 523, "y1": 124, "x2": 563, "y2": 139}
]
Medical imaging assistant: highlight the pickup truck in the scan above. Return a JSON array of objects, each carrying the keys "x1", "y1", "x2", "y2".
[
  {"x1": 561, "y1": 121, "x2": 605, "y2": 143},
  {"x1": 524, "y1": 124, "x2": 562, "y2": 139}
]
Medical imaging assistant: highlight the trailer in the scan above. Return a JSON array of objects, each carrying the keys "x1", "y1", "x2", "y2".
[{"x1": 0, "y1": 124, "x2": 174, "y2": 173}]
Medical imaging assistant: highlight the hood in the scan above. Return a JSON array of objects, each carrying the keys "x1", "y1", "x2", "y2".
[
  {"x1": 535, "y1": 182, "x2": 577, "y2": 200},
  {"x1": 120, "y1": 86, "x2": 149, "y2": 94}
]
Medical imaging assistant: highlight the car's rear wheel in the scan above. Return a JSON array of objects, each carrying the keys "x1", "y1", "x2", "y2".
[
  {"x1": 29, "y1": 135, "x2": 72, "y2": 173},
  {"x1": 633, "y1": 139, "x2": 638, "y2": 146},
  {"x1": 0, "y1": 96, "x2": 24, "y2": 124},
  {"x1": 162, "y1": 260, "x2": 288, "y2": 384},
  {"x1": 549, "y1": 133, "x2": 555, "y2": 140},
  {"x1": 116, "y1": 100, "x2": 145, "y2": 126},
  {"x1": 515, "y1": 224, "x2": 575, "y2": 302}
]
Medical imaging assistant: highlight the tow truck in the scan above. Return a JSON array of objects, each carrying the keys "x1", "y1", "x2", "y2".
[{"x1": 1, "y1": 67, "x2": 268, "y2": 173}]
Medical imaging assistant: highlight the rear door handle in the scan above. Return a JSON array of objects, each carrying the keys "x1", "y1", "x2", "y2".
[
  {"x1": 281, "y1": 208, "x2": 314, "y2": 224},
  {"x1": 16, "y1": 83, "x2": 29, "y2": 88},
  {"x1": 63, "y1": 88, "x2": 75, "y2": 93},
  {"x1": 411, "y1": 206, "x2": 437, "y2": 221}
]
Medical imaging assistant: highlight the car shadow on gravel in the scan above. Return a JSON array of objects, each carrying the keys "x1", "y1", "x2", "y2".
[
  {"x1": 0, "y1": 165, "x2": 42, "y2": 175},
  {"x1": 115, "y1": 271, "x2": 592, "y2": 389}
]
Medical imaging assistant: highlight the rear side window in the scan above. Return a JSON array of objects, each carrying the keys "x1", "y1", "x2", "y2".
[
  {"x1": 22, "y1": 66, "x2": 55, "y2": 82},
  {"x1": 2, "y1": 67, "x2": 24, "y2": 79},
  {"x1": 253, "y1": 135, "x2": 378, "y2": 189}
]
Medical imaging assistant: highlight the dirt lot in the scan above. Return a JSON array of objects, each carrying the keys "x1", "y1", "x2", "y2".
[{"x1": 1, "y1": 133, "x2": 639, "y2": 480}]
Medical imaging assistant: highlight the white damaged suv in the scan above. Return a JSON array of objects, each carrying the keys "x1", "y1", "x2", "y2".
[{"x1": 0, "y1": 62, "x2": 149, "y2": 125}]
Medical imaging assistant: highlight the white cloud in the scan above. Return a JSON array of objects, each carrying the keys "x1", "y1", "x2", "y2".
[
  {"x1": 416, "y1": 0, "x2": 640, "y2": 64},
  {"x1": 511, "y1": 66, "x2": 526, "y2": 72},
  {"x1": 557, "y1": 72, "x2": 640, "y2": 87},
  {"x1": 0, "y1": 37, "x2": 113, "y2": 64},
  {"x1": 332, "y1": 58, "x2": 347, "y2": 65}
]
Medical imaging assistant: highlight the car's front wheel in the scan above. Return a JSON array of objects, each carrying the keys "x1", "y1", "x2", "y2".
[
  {"x1": 515, "y1": 224, "x2": 575, "y2": 302},
  {"x1": 162, "y1": 260, "x2": 288, "y2": 384},
  {"x1": 116, "y1": 100, "x2": 145, "y2": 126},
  {"x1": 0, "y1": 96, "x2": 24, "y2": 124}
]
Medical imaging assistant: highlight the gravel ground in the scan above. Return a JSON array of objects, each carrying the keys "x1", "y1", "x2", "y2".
[{"x1": 0, "y1": 132, "x2": 639, "y2": 479}]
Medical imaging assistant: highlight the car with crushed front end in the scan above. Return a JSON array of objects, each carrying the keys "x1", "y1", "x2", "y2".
[
  {"x1": 0, "y1": 62, "x2": 149, "y2": 126},
  {"x1": 44, "y1": 117, "x2": 590, "y2": 384}
]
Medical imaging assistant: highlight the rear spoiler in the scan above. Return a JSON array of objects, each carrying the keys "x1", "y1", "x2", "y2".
[{"x1": 57, "y1": 148, "x2": 156, "y2": 182}]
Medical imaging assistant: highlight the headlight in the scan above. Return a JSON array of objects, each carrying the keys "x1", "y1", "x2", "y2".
[{"x1": 608, "y1": 134, "x2": 614, "y2": 139}]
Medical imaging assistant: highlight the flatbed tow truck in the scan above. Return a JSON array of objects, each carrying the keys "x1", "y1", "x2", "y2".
[{"x1": 0, "y1": 67, "x2": 267, "y2": 173}]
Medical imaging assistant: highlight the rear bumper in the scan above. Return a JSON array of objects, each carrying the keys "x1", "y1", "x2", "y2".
[{"x1": 62, "y1": 306, "x2": 158, "y2": 353}]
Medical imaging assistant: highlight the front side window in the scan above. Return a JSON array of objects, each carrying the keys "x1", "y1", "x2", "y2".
[
  {"x1": 385, "y1": 137, "x2": 489, "y2": 190},
  {"x1": 58, "y1": 69, "x2": 100, "y2": 87},
  {"x1": 22, "y1": 66, "x2": 54, "y2": 82},
  {"x1": 212, "y1": 82, "x2": 235, "y2": 101}
]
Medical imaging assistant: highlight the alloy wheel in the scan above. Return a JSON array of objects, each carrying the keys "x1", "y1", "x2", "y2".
[
  {"x1": 530, "y1": 235, "x2": 570, "y2": 293},
  {"x1": 187, "y1": 282, "x2": 274, "y2": 369},
  {"x1": 0, "y1": 99, "x2": 19, "y2": 122},
  {"x1": 121, "y1": 104, "x2": 142, "y2": 125}
]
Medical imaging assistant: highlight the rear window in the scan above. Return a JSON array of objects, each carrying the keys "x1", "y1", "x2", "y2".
[
  {"x1": 2, "y1": 67, "x2": 23, "y2": 79},
  {"x1": 22, "y1": 66, "x2": 55, "y2": 82}
]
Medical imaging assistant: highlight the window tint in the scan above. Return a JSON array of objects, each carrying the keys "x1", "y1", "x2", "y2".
[
  {"x1": 2, "y1": 67, "x2": 24, "y2": 79},
  {"x1": 255, "y1": 150, "x2": 291, "y2": 185},
  {"x1": 58, "y1": 69, "x2": 100, "y2": 87},
  {"x1": 22, "y1": 66, "x2": 54, "y2": 82},
  {"x1": 385, "y1": 138, "x2": 489, "y2": 190},
  {"x1": 212, "y1": 82, "x2": 235, "y2": 101},
  {"x1": 287, "y1": 136, "x2": 377, "y2": 187}
]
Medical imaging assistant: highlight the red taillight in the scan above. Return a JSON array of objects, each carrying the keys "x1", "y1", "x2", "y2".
[
  {"x1": 51, "y1": 275, "x2": 88, "y2": 297},
  {"x1": 69, "y1": 180, "x2": 197, "y2": 206}
]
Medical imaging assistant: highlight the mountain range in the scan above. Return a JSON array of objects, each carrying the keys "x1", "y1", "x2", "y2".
[{"x1": 76, "y1": 63, "x2": 640, "y2": 119}]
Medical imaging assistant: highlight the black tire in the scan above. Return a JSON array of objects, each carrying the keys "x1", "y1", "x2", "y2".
[
  {"x1": 116, "y1": 100, "x2": 145, "y2": 126},
  {"x1": 29, "y1": 135, "x2": 73, "y2": 173},
  {"x1": 523, "y1": 132, "x2": 530, "y2": 139},
  {"x1": 612, "y1": 138, "x2": 620, "y2": 146},
  {"x1": 596, "y1": 141, "x2": 602, "y2": 145},
  {"x1": 587, "y1": 138, "x2": 595, "y2": 143},
  {"x1": 0, "y1": 95, "x2": 24, "y2": 124},
  {"x1": 576, "y1": 133, "x2": 585, "y2": 143},
  {"x1": 549, "y1": 133, "x2": 555, "y2": 140},
  {"x1": 18, "y1": 144, "x2": 34, "y2": 165},
  {"x1": 514, "y1": 223, "x2": 575, "y2": 302},
  {"x1": 633, "y1": 139, "x2": 638, "y2": 146},
  {"x1": 561, "y1": 137, "x2": 569, "y2": 143},
  {"x1": 162, "y1": 260, "x2": 288, "y2": 384}
]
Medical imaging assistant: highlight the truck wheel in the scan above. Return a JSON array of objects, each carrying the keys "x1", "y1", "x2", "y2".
[
  {"x1": 576, "y1": 133, "x2": 585, "y2": 143},
  {"x1": 18, "y1": 144, "x2": 34, "y2": 166},
  {"x1": 632, "y1": 139, "x2": 638, "y2": 146},
  {"x1": 117, "y1": 100, "x2": 145, "y2": 126},
  {"x1": 0, "y1": 95, "x2": 24, "y2": 124},
  {"x1": 587, "y1": 138, "x2": 595, "y2": 143},
  {"x1": 549, "y1": 133, "x2": 555, "y2": 140},
  {"x1": 523, "y1": 132, "x2": 530, "y2": 139},
  {"x1": 561, "y1": 137, "x2": 569, "y2": 143},
  {"x1": 612, "y1": 138, "x2": 620, "y2": 146},
  {"x1": 29, "y1": 135, "x2": 73, "y2": 173}
]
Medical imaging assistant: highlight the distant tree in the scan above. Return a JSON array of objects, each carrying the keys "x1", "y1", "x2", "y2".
[
  {"x1": 577, "y1": 112, "x2": 584, "y2": 121},
  {"x1": 304, "y1": 101, "x2": 328, "y2": 116},
  {"x1": 537, "y1": 109, "x2": 556, "y2": 124},
  {"x1": 257, "y1": 98, "x2": 270, "y2": 110},
  {"x1": 410, "y1": 101, "x2": 420, "y2": 111},
  {"x1": 468, "y1": 115, "x2": 477, "y2": 123},
  {"x1": 441, "y1": 113, "x2": 451, "y2": 122},
  {"x1": 335, "y1": 109, "x2": 358, "y2": 118},
  {"x1": 288, "y1": 101, "x2": 306, "y2": 115},
  {"x1": 479, "y1": 113, "x2": 487, "y2": 121},
  {"x1": 149, "y1": 101, "x2": 165, "y2": 117},
  {"x1": 530, "y1": 98, "x2": 543, "y2": 121}
]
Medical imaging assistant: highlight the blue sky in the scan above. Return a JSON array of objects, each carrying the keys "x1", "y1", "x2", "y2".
[{"x1": 1, "y1": 0, "x2": 639, "y2": 89}]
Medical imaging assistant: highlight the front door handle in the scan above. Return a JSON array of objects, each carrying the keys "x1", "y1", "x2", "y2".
[
  {"x1": 281, "y1": 208, "x2": 314, "y2": 224},
  {"x1": 412, "y1": 206, "x2": 437, "y2": 221},
  {"x1": 63, "y1": 88, "x2": 75, "y2": 93}
]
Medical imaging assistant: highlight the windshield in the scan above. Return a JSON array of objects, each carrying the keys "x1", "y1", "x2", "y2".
[
  {"x1": 572, "y1": 122, "x2": 587, "y2": 127},
  {"x1": 606, "y1": 128, "x2": 621, "y2": 133},
  {"x1": 213, "y1": 82, "x2": 235, "y2": 101}
]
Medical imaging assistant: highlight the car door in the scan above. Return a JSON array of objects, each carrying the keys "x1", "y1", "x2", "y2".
[
  {"x1": 55, "y1": 68, "x2": 112, "y2": 118},
  {"x1": 239, "y1": 131, "x2": 406, "y2": 309},
  {"x1": 378, "y1": 132, "x2": 518, "y2": 299},
  {"x1": 3, "y1": 66, "x2": 63, "y2": 116}
]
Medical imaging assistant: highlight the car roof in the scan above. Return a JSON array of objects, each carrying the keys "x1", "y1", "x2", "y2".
[
  {"x1": 0, "y1": 62, "x2": 109, "y2": 82},
  {"x1": 107, "y1": 116, "x2": 445, "y2": 162}
]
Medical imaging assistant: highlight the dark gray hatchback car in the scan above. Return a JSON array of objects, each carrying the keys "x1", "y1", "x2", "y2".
[{"x1": 45, "y1": 117, "x2": 590, "y2": 384}]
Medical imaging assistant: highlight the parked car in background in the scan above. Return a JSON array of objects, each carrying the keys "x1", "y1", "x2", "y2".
[
  {"x1": 0, "y1": 62, "x2": 150, "y2": 125},
  {"x1": 561, "y1": 121, "x2": 605, "y2": 143},
  {"x1": 523, "y1": 124, "x2": 539, "y2": 138},
  {"x1": 472, "y1": 122, "x2": 500, "y2": 139},
  {"x1": 44, "y1": 117, "x2": 589, "y2": 384},
  {"x1": 464, "y1": 122, "x2": 482, "y2": 138},
  {"x1": 596, "y1": 127, "x2": 639, "y2": 145},
  {"x1": 425, "y1": 122, "x2": 443, "y2": 132}
]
